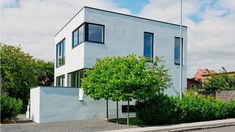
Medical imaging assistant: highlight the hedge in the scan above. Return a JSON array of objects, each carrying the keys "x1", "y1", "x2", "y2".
[
  {"x1": 136, "y1": 92, "x2": 235, "y2": 125},
  {"x1": 0, "y1": 96, "x2": 23, "y2": 121}
]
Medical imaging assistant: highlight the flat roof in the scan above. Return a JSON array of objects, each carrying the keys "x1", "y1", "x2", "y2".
[{"x1": 55, "y1": 6, "x2": 187, "y2": 36}]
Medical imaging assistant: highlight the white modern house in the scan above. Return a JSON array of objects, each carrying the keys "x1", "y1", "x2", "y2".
[{"x1": 30, "y1": 6, "x2": 187, "y2": 123}]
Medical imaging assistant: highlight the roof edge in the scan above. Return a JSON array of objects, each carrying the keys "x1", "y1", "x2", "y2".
[{"x1": 55, "y1": 6, "x2": 188, "y2": 36}]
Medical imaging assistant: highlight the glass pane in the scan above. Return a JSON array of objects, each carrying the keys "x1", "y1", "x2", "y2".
[
  {"x1": 79, "y1": 25, "x2": 84, "y2": 43},
  {"x1": 73, "y1": 30, "x2": 78, "y2": 47},
  {"x1": 88, "y1": 24, "x2": 103, "y2": 43},
  {"x1": 174, "y1": 38, "x2": 183, "y2": 65},
  {"x1": 144, "y1": 33, "x2": 153, "y2": 59}
]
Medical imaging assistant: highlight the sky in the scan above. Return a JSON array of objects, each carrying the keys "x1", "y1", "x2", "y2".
[{"x1": 1, "y1": 0, "x2": 235, "y2": 77}]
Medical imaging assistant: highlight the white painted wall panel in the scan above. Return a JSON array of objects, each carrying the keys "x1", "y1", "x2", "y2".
[
  {"x1": 30, "y1": 87, "x2": 40, "y2": 123},
  {"x1": 30, "y1": 87, "x2": 135, "y2": 123}
]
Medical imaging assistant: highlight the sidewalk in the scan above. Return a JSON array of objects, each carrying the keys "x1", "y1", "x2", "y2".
[{"x1": 106, "y1": 118, "x2": 235, "y2": 132}]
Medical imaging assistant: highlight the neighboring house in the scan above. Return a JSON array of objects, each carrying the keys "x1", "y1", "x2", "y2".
[
  {"x1": 187, "y1": 69, "x2": 216, "y2": 89},
  {"x1": 30, "y1": 6, "x2": 188, "y2": 123},
  {"x1": 54, "y1": 6, "x2": 188, "y2": 96},
  {"x1": 192, "y1": 69, "x2": 216, "y2": 83},
  {"x1": 187, "y1": 78, "x2": 202, "y2": 90}
]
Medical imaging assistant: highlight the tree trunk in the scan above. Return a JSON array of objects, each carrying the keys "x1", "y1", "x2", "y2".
[
  {"x1": 116, "y1": 101, "x2": 119, "y2": 124},
  {"x1": 106, "y1": 99, "x2": 109, "y2": 121},
  {"x1": 127, "y1": 100, "x2": 130, "y2": 126}
]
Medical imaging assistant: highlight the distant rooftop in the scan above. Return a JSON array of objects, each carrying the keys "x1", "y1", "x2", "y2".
[{"x1": 55, "y1": 6, "x2": 187, "y2": 36}]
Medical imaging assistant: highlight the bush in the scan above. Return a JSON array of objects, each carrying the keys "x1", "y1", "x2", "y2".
[
  {"x1": 136, "y1": 92, "x2": 235, "y2": 125},
  {"x1": 136, "y1": 94, "x2": 179, "y2": 125},
  {"x1": 0, "y1": 96, "x2": 23, "y2": 121}
]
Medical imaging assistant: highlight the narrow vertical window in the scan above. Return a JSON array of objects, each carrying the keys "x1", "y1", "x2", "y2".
[
  {"x1": 72, "y1": 30, "x2": 78, "y2": 47},
  {"x1": 174, "y1": 37, "x2": 183, "y2": 65},
  {"x1": 56, "y1": 39, "x2": 65, "y2": 67},
  {"x1": 56, "y1": 75, "x2": 65, "y2": 87},
  {"x1": 72, "y1": 24, "x2": 85, "y2": 48},
  {"x1": 79, "y1": 25, "x2": 84, "y2": 43},
  {"x1": 144, "y1": 32, "x2": 154, "y2": 60}
]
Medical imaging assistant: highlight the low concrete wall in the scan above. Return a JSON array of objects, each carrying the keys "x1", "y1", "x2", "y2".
[
  {"x1": 197, "y1": 90, "x2": 235, "y2": 101},
  {"x1": 30, "y1": 86, "x2": 135, "y2": 123},
  {"x1": 216, "y1": 91, "x2": 235, "y2": 101}
]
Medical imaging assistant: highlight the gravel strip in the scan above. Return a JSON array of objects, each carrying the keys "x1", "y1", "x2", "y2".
[{"x1": 1, "y1": 119, "x2": 136, "y2": 132}]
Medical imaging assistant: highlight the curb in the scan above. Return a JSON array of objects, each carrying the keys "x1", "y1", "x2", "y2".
[
  {"x1": 106, "y1": 119, "x2": 235, "y2": 132},
  {"x1": 170, "y1": 123, "x2": 235, "y2": 132}
]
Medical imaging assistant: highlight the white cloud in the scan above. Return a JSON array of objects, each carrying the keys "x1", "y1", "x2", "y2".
[
  {"x1": 139, "y1": 0, "x2": 235, "y2": 77},
  {"x1": 1, "y1": 0, "x2": 130, "y2": 61}
]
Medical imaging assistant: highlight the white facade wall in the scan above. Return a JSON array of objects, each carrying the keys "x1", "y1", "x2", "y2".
[
  {"x1": 54, "y1": 7, "x2": 188, "y2": 96},
  {"x1": 30, "y1": 87, "x2": 135, "y2": 123},
  {"x1": 30, "y1": 87, "x2": 40, "y2": 123}
]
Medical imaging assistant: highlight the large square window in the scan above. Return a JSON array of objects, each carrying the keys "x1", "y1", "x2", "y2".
[{"x1": 87, "y1": 23, "x2": 104, "y2": 43}]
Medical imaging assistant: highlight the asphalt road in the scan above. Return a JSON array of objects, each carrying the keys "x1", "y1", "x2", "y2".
[{"x1": 188, "y1": 126, "x2": 235, "y2": 132}]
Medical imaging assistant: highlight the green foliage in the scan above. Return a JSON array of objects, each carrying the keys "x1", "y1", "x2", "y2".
[
  {"x1": 0, "y1": 96, "x2": 23, "y2": 121},
  {"x1": 136, "y1": 94, "x2": 178, "y2": 125},
  {"x1": 82, "y1": 54, "x2": 172, "y2": 102},
  {"x1": 203, "y1": 68, "x2": 235, "y2": 91},
  {"x1": 0, "y1": 44, "x2": 54, "y2": 104},
  {"x1": 136, "y1": 92, "x2": 235, "y2": 125}
]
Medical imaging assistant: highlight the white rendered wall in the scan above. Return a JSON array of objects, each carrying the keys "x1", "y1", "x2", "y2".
[
  {"x1": 54, "y1": 9, "x2": 85, "y2": 86},
  {"x1": 30, "y1": 87, "x2": 135, "y2": 123},
  {"x1": 30, "y1": 87, "x2": 40, "y2": 123},
  {"x1": 54, "y1": 7, "x2": 188, "y2": 96},
  {"x1": 84, "y1": 8, "x2": 187, "y2": 96}
]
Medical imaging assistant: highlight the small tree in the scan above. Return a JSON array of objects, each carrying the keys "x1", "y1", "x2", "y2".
[{"x1": 82, "y1": 54, "x2": 172, "y2": 125}]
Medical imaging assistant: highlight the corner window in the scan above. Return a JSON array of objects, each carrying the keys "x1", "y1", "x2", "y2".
[
  {"x1": 174, "y1": 37, "x2": 183, "y2": 65},
  {"x1": 72, "y1": 23, "x2": 104, "y2": 48},
  {"x1": 86, "y1": 23, "x2": 104, "y2": 43},
  {"x1": 56, "y1": 39, "x2": 65, "y2": 67},
  {"x1": 72, "y1": 25, "x2": 84, "y2": 48},
  {"x1": 56, "y1": 75, "x2": 65, "y2": 87},
  {"x1": 144, "y1": 32, "x2": 154, "y2": 60},
  {"x1": 67, "y1": 69, "x2": 86, "y2": 87}
]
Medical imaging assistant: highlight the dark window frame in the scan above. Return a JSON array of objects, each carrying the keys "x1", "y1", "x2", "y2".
[
  {"x1": 174, "y1": 37, "x2": 184, "y2": 65},
  {"x1": 85, "y1": 22, "x2": 105, "y2": 44},
  {"x1": 72, "y1": 23, "x2": 85, "y2": 48},
  {"x1": 67, "y1": 68, "x2": 87, "y2": 87},
  {"x1": 56, "y1": 38, "x2": 65, "y2": 68},
  {"x1": 72, "y1": 22, "x2": 105, "y2": 49},
  {"x1": 56, "y1": 75, "x2": 65, "y2": 87},
  {"x1": 143, "y1": 32, "x2": 154, "y2": 61}
]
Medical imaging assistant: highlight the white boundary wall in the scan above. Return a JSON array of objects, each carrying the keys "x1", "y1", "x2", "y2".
[{"x1": 30, "y1": 86, "x2": 135, "y2": 123}]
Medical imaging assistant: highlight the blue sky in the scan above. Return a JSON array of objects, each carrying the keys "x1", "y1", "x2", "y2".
[
  {"x1": 2, "y1": 0, "x2": 235, "y2": 77},
  {"x1": 113, "y1": 0, "x2": 149, "y2": 14}
]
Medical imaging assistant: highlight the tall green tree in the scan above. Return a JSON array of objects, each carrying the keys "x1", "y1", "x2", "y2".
[
  {"x1": 0, "y1": 44, "x2": 54, "y2": 105},
  {"x1": 82, "y1": 54, "x2": 172, "y2": 125}
]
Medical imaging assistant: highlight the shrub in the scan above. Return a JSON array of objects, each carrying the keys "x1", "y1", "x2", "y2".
[
  {"x1": 0, "y1": 96, "x2": 23, "y2": 121},
  {"x1": 136, "y1": 94, "x2": 178, "y2": 125},
  {"x1": 136, "y1": 92, "x2": 235, "y2": 125}
]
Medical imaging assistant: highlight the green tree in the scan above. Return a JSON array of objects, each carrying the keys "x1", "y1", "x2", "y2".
[
  {"x1": 82, "y1": 54, "x2": 172, "y2": 125},
  {"x1": 204, "y1": 68, "x2": 235, "y2": 91},
  {"x1": 0, "y1": 44, "x2": 54, "y2": 106}
]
